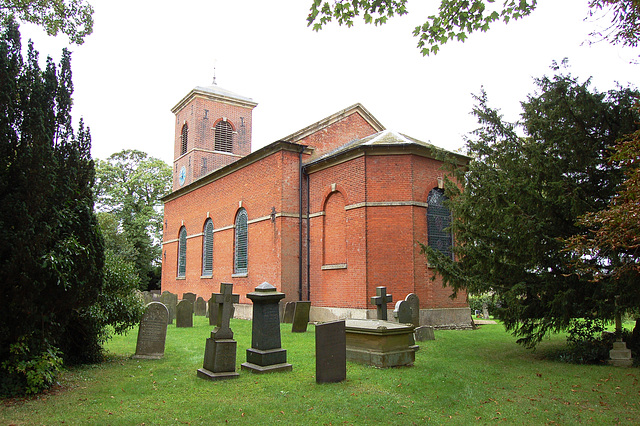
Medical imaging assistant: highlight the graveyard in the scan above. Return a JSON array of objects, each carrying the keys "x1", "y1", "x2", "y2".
[{"x1": 1, "y1": 314, "x2": 639, "y2": 424}]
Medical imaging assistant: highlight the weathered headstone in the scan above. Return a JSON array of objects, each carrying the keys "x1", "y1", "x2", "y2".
[
  {"x1": 133, "y1": 302, "x2": 169, "y2": 359},
  {"x1": 150, "y1": 290, "x2": 161, "y2": 300},
  {"x1": 282, "y1": 301, "x2": 295, "y2": 323},
  {"x1": 208, "y1": 293, "x2": 219, "y2": 326},
  {"x1": 160, "y1": 291, "x2": 178, "y2": 324},
  {"x1": 291, "y1": 301, "x2": 311, "y2": 333},
  {"x1": 394, "y1": 300, "x2": 412, "y2": 325},
  {"x1": 241, "y1": 282, "x2": 292, "y2": 374},
  {"x1": 176, "y1": 299, "x2": 193, "y2": 328},
  {"x1": 404, "y1": 293, "x2": 420, "y2": 327},
  {"x1": 182, "y1": 292, "x2": 196, "y2": 311},
  {"x1": 142, "y1": 291, "x2": 153, "y2": 305},
  {"x1": 195, "y1": 296, "x2": 207, "y2": 316},
  {"x1": 197, "y1": 283, "x2": 241, "y2": 381},
  {"x1": 370, "y1": 286, "x2": 393, "y2": 320},
  {"x1": 315, "y1": 320, "x2": 346, "y2": 383},
  {"x1": 415, "y1": 325, "x2": 435, "y2": 341}
]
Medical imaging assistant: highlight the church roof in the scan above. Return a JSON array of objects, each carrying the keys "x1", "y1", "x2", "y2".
[
  {"x1": 171, "y1": 83, "x2": 257, "y2": 113},
  {"x1": 305, "y1": 129, "x2": 469, "y2": 169}
]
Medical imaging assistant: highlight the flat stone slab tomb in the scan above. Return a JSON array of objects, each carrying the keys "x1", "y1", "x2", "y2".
[{"x1": 344, "y1": 319, "x2": 419, "y2": 368}]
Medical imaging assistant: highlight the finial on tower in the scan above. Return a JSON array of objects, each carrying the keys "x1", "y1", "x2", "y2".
[{"x1": 212, "y1": 60, "x2": 217, "y2": 85}]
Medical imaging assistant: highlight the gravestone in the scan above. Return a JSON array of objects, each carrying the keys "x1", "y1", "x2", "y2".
[
  {"x1": 241, "y1": 282, "x2": 292, "y2": 374},
  {"x1": 195, "y1": 296, "x2": 207, "y2": 316},
  {"x1": 182, "y1": 292, "x2": 196, "y2": 311},
  {"x1": 291, "y1": 301, "x2": 311, "y2": 333},
  {"x1": 370, "y1": 286, "x2": 393, "y2": 320},
  {"x1": 415, "y1": 325, "x2": 435, "y2": 341},
  {"x1": 208, "y1": 293, "x2": 219, "y2": 326},
  {"x1": 394, "y1": 300, "x2": 412, "y2": 325},
  {"x1": 176, "y1": 299, "x2": 193, "y2": 328},
  {"x1": 197, "y1": 283, "x2": 241, "y2": 381},
  {"x1": 404, "y1": 293, "x2": 420, "y2": 327},
  {"x1": 345, "y1": 319, "x2": 418, "y2": 368},
  {"x1": 150, "y1": 290, "x2": 161, "y2": 300},
  {"x1": 282, "y1": 301, "x2": 295, "y2": 323},
  {"x1": 315, "y1": 320, "x2": 346, "y2": 383},
  {"x1": 133, "y1": 302, "x2": 169, "y2": 359},
  {"x1": 142, "y1": 291, "x2": 153, "y2": 305},
  {"x1": 160, "y1": 291, "x2": 178, "y2": 324}
]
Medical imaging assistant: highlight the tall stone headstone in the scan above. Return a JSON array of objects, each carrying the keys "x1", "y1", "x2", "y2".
[
  {"x1": 241, "y1": 282, "x2": 292, "y2": 374},
  {"x1": 195, "y1": 296, "x2": 207, "y2": 316},
  {"x1": 282, "y1": 301, "x2": 295, "y2": 324},
  {"x1": 370, "y1": 286, "x2": 393, "y2": 320},
  {"x1": 404, "y1": 293, "x2": 420, "y2": 327},
  {"x1": 197, "y1": 283, "x2": 241, "y2": 381},
  {"x1": 315, "y1": 320, "x2": 346, "y2": 383},
  {"x1": 133, "y1": 302, "x2": 169, "y2": 359},
  {"x1": 176, "y1": 299, "x2": 193, "y2": 328},
  {"x1": 291, "y1": 301, "x2": 311, "y2": 333},
  {"x1": 160, "y1": 291, "x2": 178, "y2": 324},
  {"x1": 208, "y1": 293, "x2": 219, "y2": 326},
  {"x1": 182, "y1": 292, "x2": 197, "y2": 311}
]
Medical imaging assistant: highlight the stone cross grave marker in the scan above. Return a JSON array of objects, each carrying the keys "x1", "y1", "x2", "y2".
[
  {"x1": 195, "y1": 296, "x2": 207, "y2": 316},
  {"x1": 404, "y1": 293, "x2": 420, "y2": 327},
  {"x1": 291, "y1": 301, "x2": 311, "y2": 333},
  {"x1": 212, "y1": 283, "x2": 239, "y2": 340},
  {"x1": 176, "y1": 299, "x2": 193, "y2": 328},
  {"x1": 315, "y1": 320, "x2": 346, "y2": 383},
  {"x1": 370, "y1": 286, "x2": 393, "y2": 320},
  {"x1": 241, "y1": 282, "x2": 292, "y2": 373},
  {"x1": 133, "y1": 302, "x2": 169, "y2": 359},
  {"x1": 197, "y1": 283, "x2": 241, "y2": 381}
]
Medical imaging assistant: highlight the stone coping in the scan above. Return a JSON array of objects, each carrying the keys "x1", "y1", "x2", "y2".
[{"x1": 345, "y1": 319, "x2": 414, "y2": 335}]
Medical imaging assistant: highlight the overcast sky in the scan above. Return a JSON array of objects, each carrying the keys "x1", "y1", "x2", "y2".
[{"x1": 19, "y1": 0, "x2": 639, "y2": 165}]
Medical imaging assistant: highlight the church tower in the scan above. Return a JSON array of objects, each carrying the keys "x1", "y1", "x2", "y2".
[{"x1": 171, "y1": 82, "x2": 257, "y2": 190}]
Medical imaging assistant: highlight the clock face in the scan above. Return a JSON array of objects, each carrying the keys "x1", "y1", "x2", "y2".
[{"x1": 179, "y1": 166, "x2": 186, "y2": 186}]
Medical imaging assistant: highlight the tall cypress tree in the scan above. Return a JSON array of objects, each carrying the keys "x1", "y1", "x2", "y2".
[{"x1": 0, "y1": 19, "x2": 104, "y2": 395}]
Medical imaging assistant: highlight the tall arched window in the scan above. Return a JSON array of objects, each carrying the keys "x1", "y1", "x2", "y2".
[
  {"x1": 177, "y1": 226, "x2": 187, "y2": 277},
  {"x1": 427, "y1": 188, "x2": 453, "y2": 259},
  {"x1": 180, "y1": 123, "x2": 188, "y2": 155},
  {"x1": 202, "y1": 219, "x2": 214, "y2": 276},
  {"x1": 234, "y1": 208, "x2": 248, "y2": 274},
  {"x1": 215, "y1": 120, "x2": 233, "y2": 153},
  {"x1": 323, "y1": 192, "x2": 347, "y2": 265}
]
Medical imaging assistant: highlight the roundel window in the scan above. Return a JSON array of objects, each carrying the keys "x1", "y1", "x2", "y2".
[{"x1": 179, "y1": 166, "x2": 187, "y2": 186}]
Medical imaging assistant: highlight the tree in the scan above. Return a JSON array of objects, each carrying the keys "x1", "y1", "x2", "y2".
[
  {"x1": 564, "y1": 113, "x2": 640, "y2": 317},
  {"x1": 95, "y1": 150, "x2": 171, "y2": 290},
  {"x1": 0, "y1": 19, "x2": 103, "y2": 395},
  {"x1": 420, "y1": 64, "x2": 640, "y2": 347},
  {"x1": 0, "y1": 0, "x2": 94, "y2": 44},
  {"x1": 307, "y1": 0, "x2": 640, "y2": 55}
]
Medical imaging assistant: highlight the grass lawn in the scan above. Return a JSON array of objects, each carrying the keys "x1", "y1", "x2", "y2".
[{"x1": 1, "y1": 317, "x2": 638, "y2": 425}]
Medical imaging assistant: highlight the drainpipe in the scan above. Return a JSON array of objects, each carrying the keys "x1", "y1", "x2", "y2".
[
  {"x1": 298, "y1": 148, "x2": 304, "y2": 301},
  {"x1": 306, "y1": 167, "x2": 310, "y2": 302}
]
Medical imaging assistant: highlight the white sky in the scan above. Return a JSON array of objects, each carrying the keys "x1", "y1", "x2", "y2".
[{"x1": 19, "y1": 0, "x2": 639, "y2": 165}]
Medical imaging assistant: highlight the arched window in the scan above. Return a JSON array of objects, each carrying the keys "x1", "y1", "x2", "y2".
[
  {"x1": 215, "y1": 120, "x2": 233, "y2": 153},
  {"x1": 202, "y1": 219, "x2": 214, "y2": 276},
  {"x1": 180, "y1": 123, "x2": 188, "y2": 155},
  {"x1": 323, "y1": 192, "x2": 347, "y2": 265},
  {"x1": 234, "y1": 208, "x2": 248, "y2": 274},
  {"x1": 427, "y1": 188, "x2": 453, "y2": 259},
  {"x1": 177, "y1": 226, "x2": 187, "y2": 277}
]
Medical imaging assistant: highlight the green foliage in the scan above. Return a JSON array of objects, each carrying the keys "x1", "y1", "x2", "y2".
[
  {"x1": 308, "y1": 1, "x2": 640, "y2": 55},
  {"x1": 422, "y1": 64, "x2": 640, "y2": 348},
  {"x1": 557, "y1": 318, "x2": 614, "y2": 364},
  {"x1": 0, "y1": 336, "x2": 63, "y2": 396},
  {"x1": 95, "y1": 150, "x2": 171, "y2": 290},
  {"x1": 0, "y1": 0, "x2": 93, "y2": 44},
  {"x1": 0, "y1": 18, "x2": 104, "y2": 394},
  {"x1": 467, "y1": 292, "x2": 499, "y2": 316}
]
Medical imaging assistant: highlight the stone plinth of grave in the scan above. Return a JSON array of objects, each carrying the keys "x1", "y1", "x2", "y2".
[
  {"x1": 609, "y1": 339, "x2": 633, "y2": 367},
  {"x1": 197, "y1": 283, "x2": 240, "y2": 381},
  {"x1": 133, "y1": 302, "x2": 169, "y2": 359},
  {"x1": 241, "y1": 282, "x2": 292, "y2": 374},
  {"x1": 345, "y1": 319, "x2": 419, "y2": 368}
]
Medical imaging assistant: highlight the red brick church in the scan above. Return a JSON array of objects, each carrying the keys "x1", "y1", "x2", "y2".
[{"x1": 161, "y1": 82, "x2": 471, "y2": 328}]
